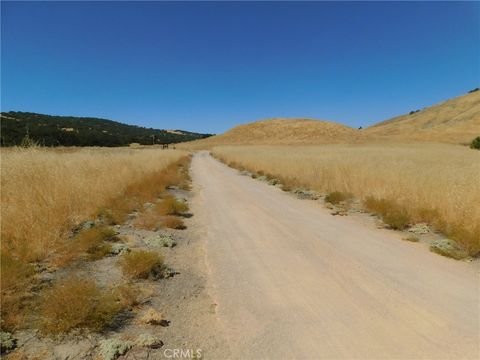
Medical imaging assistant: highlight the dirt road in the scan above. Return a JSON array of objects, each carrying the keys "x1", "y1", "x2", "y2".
[{"x1": 190, "y1": 151, "x2": 479, "y2": 359}]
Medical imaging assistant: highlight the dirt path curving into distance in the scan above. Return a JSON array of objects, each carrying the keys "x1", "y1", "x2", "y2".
[{"x1": 190, "y1": 151, "x2": 479, "y2": 359}]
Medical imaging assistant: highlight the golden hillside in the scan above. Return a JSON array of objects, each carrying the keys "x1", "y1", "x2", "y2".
[
  {"x1": 181, "y1": 91, "x2": 480, "y2": 149},
  {"x1": 182, "y1": 118, "x2": 357, "y2": 148},
  {"x1": 363, "y1": 91, "x2": 480, "y2": 144}
]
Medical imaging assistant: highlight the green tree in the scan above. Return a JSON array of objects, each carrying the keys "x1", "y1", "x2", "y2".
[{"x1": 470, "y1": 136, "x2": 480, "y2": 150}]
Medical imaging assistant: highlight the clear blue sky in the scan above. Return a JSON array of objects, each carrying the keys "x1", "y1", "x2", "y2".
[{"x1": 1, "y1": 1, "x2": 479, "y2": 133}]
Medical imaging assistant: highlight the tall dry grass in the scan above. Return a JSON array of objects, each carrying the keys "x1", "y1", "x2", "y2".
[
  {"x1": 212, "y1": 144, "x2": 480, "y2": 255},
  {"x1": 1, "y1": 147, "x2": 187, "y2": 262}
]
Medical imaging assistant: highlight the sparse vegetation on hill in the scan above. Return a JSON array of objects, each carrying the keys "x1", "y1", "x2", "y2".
[
  {"x1": 0, "y1": 111, "x2": 212, "y2": 147},
  {"x1": 212, "y1": 144, "x2": 480, "y2": 256},
  {"x1": 363, "y1": 91, "x2": 480, "y2": 144}
]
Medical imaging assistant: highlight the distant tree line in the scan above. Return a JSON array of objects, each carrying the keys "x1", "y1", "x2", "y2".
[{"x1": 0, "y1": 112, "x2": 213, "y2": 147}]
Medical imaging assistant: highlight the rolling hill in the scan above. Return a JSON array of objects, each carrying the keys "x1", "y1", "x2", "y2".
[
  {"x1": 182, "y1": 90, "x2": 480, "y2": 148},
  {"x1": 181, "y1": 118, "x2": 358, "y2": 148},
  {"x1": 0, "y1": 111, "x2": 213, "y2": 147},
  {"x1": 363, "y1": 90, "x2": 480, "y2": 144}
]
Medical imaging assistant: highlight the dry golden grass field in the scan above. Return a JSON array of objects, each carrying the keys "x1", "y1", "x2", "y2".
[
  {"x1": 212, "y1": 143, "x2": 480, "y2": 256},
  {"x1": 1, "y1": 146, "x2": 192, "y2": 333},
  {"x1": 1, "y1": 147, "x2": 187, "y2": 263}
]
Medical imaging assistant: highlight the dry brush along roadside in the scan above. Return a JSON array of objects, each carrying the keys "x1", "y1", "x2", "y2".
[
  {"x1": 1, "y1": 155, "x2": 202, "y2": 359},
  {"x1": 212, "y1": 152, "x2": 478, "y2": 261}
]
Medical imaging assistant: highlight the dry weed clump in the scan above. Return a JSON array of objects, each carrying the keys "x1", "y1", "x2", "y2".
[
  {"x1": 364, "y1": 196, "x2": 411, "y2": 230},
  {"x1": 120, "y1": 250, "x2": 164, "y2": 279},
  {"x1": 139, "y1": 308, "x2": 166, "y2": 326},
  {"x1": 113, "y1": 284, "x2": 141, "y2": 309},
  {"x1": 132, "y1": 211, "x2": 161, "y2": 231},
  {"x1": 429, "y1": 239, "x2": 469, "y2": 260},
  {"x1": 71, "y1": 226, "x2": 116, "y2": 260},
  {"x1": 39, "y1": 276, "x2": 120, "y2": 335},
  {"x1": 161, "y1": 216, "x2": 185, "y2": 229},
  {"x1": 325, "y1": 191, "x2": 353, "y2": 205},
  {"x1": 213, "y1": 144, "x2": 480, "y2": 256},
  {"x1": 155, "y1": 195, "x2": 189, "y2": 216}
]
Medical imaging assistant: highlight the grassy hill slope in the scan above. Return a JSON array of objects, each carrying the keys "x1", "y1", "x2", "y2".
[
  {"x1": 0, "y1": 111, "x2": 213, "y2": 147},
  {"x1": 182, "y1": 91, "x2": 480, "y2": 149},
  {"x1": 363, "y1": 91, "x2": 480, "y2": 144},
  {"x1": 182, "y1": 118, "x2": 358, "y2": 148}
]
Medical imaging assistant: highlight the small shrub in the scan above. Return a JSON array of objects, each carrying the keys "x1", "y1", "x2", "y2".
[
  {"x1": 110, "y1": 243, "x2": 130, "y2": 256},
  {"x1": 98, "y1": 338, "x2": 133, "y2": 360},
  {"x1": 0, "y1": 331, "x2": 17, "y2": 354},
  {"x1": 120, "y1": 250, "x2": 164, "y2": 279},
  {"x1": 40, "y1": 277, "x2": 121, "y2": 335},
  {"x1": 76, "y1": 226, "x2": 116, "y2": 245},
  {"x1": 403, "y1": 235, "x2": 419, "y2": 242},
  {"x1": 325, "y1": 191, "x2": 353, "y2": 205},
  {"x1": 429, "y1": 239, "x2": 468, "y2": 260},
  {"x1": 144, "y1": 233, "x2": 176, "y2": 248},
  {"x1": 470, "y1": 136, "x2": 480, "y2": 150},
  {"x1": 382, "y1": 209, "x2": 410, "y2": 230},
  {"x1": 135, "y1": 334, "x2": 163, "y2": 349},
  {"x1": 268, "y1": 178, "x2": 280, "y2": 186},
  {"x1": 156, "y1": 196, "x2": 188, "y2": 216},
  {"x1": 139, "y1": 308, "x2": 166, "y2": 325},
  {"x1": 437, "y1": 222, "x2": 480, "y2": 257},
  {"x1": 162, "y1": 216, "x2": 185, "y2": 229}
]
